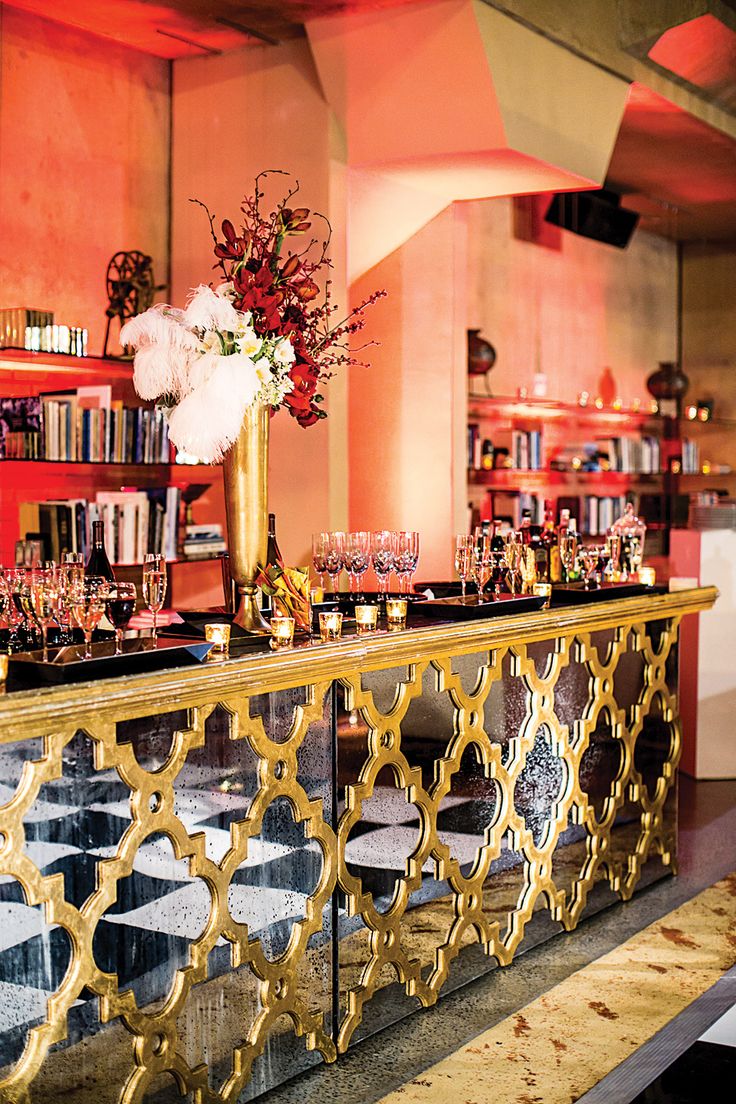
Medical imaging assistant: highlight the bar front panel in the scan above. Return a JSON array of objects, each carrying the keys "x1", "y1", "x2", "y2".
[{"x1": 0, "y1": 591, "x2": 712, "y2": 1102}]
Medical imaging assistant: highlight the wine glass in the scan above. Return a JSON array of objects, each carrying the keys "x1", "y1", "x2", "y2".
[
  {"x1": 30, "y1": 576, "x2": 60, "y2": 662},
  {"x1": 312, "y1": 533, "x2": 329, "y2": 590},
  {"x1": 472, "y1": 534, "x2": 493, "y2": 599},
  {"x1": 454, "y1": 535, "x2": 474, "y2": 599},
  {"x1": 323, "y1": 532, "x2": 344, "y2": 595},
  {"x1": 395, "y1": 531, "x2": 419, "y2": 595},
  {"x1": 519, "y1": 546, "x2": 537, "y2": 594},
  {"x1": 70, "y1": 578, "x2": 108, "y2": 659},
  {"x1": 142, "y1": 554, "x2": 167, "y2": 644},
  {"x1": 577, "y1": 546, "x2": 600, "y2": 590},
  {"x1": 628, "y1": 535, "x2": 644, "y2": 578},
  {"x1": 344, "y1": 531, "x2": 371, "y2": 596},
  {"x1": 372, "y1": 530, "x2": 396, "y2": 597},
  {"x1": 503, "y1": 533, "x2": 524, "y2": 597},
  {"x1": 605, "y1": 531, "x2": 622, "y2": 581},
  {"x1": 106, "y1": 582, "x2": 137, "y2": 655}
]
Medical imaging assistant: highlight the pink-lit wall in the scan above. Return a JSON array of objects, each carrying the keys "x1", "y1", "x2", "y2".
[
  {"x1": 170, "y1": 40, "x2": 346, "y2": 569},
  {"x1": 0, "y1": 6, "x2": 170, "y2": 354},
  {"x1": 464, "y1": 197, "x2": 678, "y2": 403}
]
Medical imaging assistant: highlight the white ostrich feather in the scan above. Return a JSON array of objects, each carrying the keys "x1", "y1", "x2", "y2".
[
  {"x1": 184, "y1": 284, "x2": 242, "y2": 333},
  {"x1": 132, "y1": 344, "x2": 193, "y2": 401},
  {"x1": 166, "y1": 353, "x2": 261, "y2": 463},
  {"x1": 120, "y1": 304, "x2": 198, "y2": 351}
]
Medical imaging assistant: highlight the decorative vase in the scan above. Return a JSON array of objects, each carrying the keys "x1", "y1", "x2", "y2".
[
  {"x1": 467, "y1": 329, "x2": 496, "y2": 377},
  {"x1": 646, "y1": 361, "x2": 689, "y2": 403},
  {"x1": 222, "y1": 402, "x2": 271, "y2": 633}
]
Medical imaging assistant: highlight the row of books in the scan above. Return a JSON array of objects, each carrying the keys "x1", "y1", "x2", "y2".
[
  {"x1": 680, "y1": 438, "x2": 700, "y2": 474},
  {"x1": 594, "y1": 435, "x2": 661, "y2": 474},
  {"x1": 467, "y1": 424, "x2": 543, "y2": 471},
  {"x1": 40, "y1": 389, "x2": 171, "y2": 463},
  {"x1": 578, "y1": 495, "x2": 630, "y2": 536},
  {"x1": 19, "y1": 488, "x2": 181, "y2": 565}
]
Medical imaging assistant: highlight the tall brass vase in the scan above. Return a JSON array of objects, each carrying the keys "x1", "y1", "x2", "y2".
[{"x1": 222, "y1": 402, "x2": 271, "y2": 633}]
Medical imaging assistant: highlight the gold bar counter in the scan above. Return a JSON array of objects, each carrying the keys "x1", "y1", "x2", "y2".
[{"x1": 0, "y1": 586, "x2": 716, "y2": 1103}]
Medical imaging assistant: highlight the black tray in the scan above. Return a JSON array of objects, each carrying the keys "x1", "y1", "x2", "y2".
[
  {"x1": 321, "y1": 592, "x2": 428, "y2": 615},
  {"x1": 411, "y1": 593, "x2": 546, "y2": 620},
  {"x1": 8, "y1": 636, "x2": 213, "y2": 687},
  {"x1": 550, "y1": 582, "x2": 663, "y2": 606}
]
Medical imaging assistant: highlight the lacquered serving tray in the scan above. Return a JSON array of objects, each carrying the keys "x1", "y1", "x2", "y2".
[
  {"x1": 411, "y1": 594, "x2": 546, "y2": 620},
  {"x1": 8, "y1": 636, "x2": 213, "y2": 687},
  {"x1": 550, "y1": 582, "x2": 663, "y2": 606}
]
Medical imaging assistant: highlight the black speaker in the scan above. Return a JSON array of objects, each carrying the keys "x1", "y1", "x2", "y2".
[{"x1": 544, "y1": 189, "x2": 639, "y2": 248}]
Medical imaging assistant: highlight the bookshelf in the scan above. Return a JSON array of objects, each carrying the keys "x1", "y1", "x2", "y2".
[
  {"x1": 0, "y1": 349, "x2": 226, "y2": 607},
  {"x1": 466, "y1": 394, "x2": 682, "y2": 545}
]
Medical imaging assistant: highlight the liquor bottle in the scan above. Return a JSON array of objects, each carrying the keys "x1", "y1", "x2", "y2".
[
  {"x1": 490, "y1": 519, "x2": 508, "y2": 593},
  {"x1": 541, "y1": 501, "x2": 561, "y2": 583},
  {"x1": 261, "y1": 513, "x2": 283, "y2": 614},
  {"x1": 86, "y1": 520, "x2": 115, "y2": 581},
  {"x1": 520, "y1": 510, "x2": 533, "y2": 545}
]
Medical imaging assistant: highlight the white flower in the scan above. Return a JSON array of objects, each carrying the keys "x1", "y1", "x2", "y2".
[
  {"x1": 253, "y1": 356, "x2": 272, "y2": 387},
  {"x1": 184, "y1": 284, "x2": 241, "y2": 333},
  {"x1": 236, "y1": 328, "x2": 262, "y2": 358},
  {"x1": 273, "y1": 337, "x2": 296, "y2": 366},
  {"x1": 215, "y1": 281, "x2": 236, "y2": 300},
  {"x1": 167, "y1": 353, "x2": 260, "y2": 463}
]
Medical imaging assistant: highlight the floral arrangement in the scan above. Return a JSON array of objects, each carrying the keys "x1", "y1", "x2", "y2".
[{"x1": 120, "y1": 171, "x2": 385, "y2": 463}]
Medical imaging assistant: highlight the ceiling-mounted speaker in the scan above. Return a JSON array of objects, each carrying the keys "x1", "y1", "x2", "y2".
[{"x1": 544, "y1": 189, "x2": 639, "y2": 248}]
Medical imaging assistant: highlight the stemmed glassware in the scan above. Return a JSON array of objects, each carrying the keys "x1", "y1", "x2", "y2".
[
  {"x1": 30, "y1": 575, "x2": 60, "y2": 662},
  {"x1": 472, "y1": 533, "x2": 493, "y2": 599},
  {"x1": 454, "y1": 535, "x2": 474, "y2": 599},
  {"x1": 504, "y1": 533, "x2": 524, "y2": 596},
  {"x1": 312, "y1": 533, "x2": 329, "y2": 591},
  {"x1": 344, "y1": 531, "x2": 371, "y2": 596},
  {"x1": 372, "y1": 531, "x2": 396, "y2": 597},
  {"x1": 142, "y1": 554, "x2": 167, "y2": 644},
  {"x1": 106, "y1": 582, "x2": 137, "y2": 655},
  {"x1": 70, "y1": 577, "x2": 109, "y2": 660},
  {"x1": 394, "y1": 531, "x2": 419, "y2": 595},
  {"x1": 323, "y1": 532, "x2": 344, "y2": 595}
]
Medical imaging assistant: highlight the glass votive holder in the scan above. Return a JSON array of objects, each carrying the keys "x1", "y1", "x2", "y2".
[
  {"x1": 385, "y1": 598, "x2": 408, "y2": 628},
  {"x1": 270, "y1": 616, "x2": 295, "y2": 649},
  {"x1": 319, "y1": 610, "x2": 343, "y2": 642},
  {"x1": 205, "y1": 622, "x2": 231, "y2": 654},
  {"x1": 639, "y1": 566, "x2": 656, "y2": 587},
  {"x1": 355, "y1": 604, "x2": 378, "y2": 634},
  {"x1": 533, "y1": 582, "x2": 552, "y2": 609}
]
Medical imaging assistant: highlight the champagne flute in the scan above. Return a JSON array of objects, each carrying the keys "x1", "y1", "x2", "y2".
[
  {"x1": 503, "y1": 533, "x2": 523, "y2": 597},
  {"x1": 323, "y1": 532, "x2": 344, "y2": 595},
  {"x1": 312, "y1": 533, "x2": 329, "y2": 590},
  {"x1": 454, "y1": 535, "x2": 474, "y2": 599},
  {"x1": 371, "y1": 530, "x2": 396, "y2": 597},
  {"x1": 395, "y1": 531, "x2": 419, "y2": 595},
  {"x1": 559, "y1": 530, "x2": 579, "y2": 584},
  {"x1": 628, "y1": 535, "x2": 644, "y2": 578},
  {"x1": 70, "y1": 578, "x2": 108, "y2": 660},
  {"x1": 473, "y1": 534, "x2": 493, "y2": 600},
  {"x1": 344, "y1": 531, "x2": 371, "y2": 597},
  {"x1": 106, "y1": 582, "x2": 137, "y2": 655},
  {"x1": 59, "y1": 552, "x2": 84, "y2": 642},
  {"x1": 143, "y1": 554, "x2": 167, "y2": 644},
  {"x1": 30, "y1": 577, "x2": 60, "y2": 662}
]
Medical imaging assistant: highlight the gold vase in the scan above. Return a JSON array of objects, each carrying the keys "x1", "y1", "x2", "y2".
[{"x1": 222, "y1": 402, "x2": 271, "y2": 633}]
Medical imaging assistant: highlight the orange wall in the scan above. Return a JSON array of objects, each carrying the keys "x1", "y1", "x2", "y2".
[
  {"x1": 0, "y1": 6, "x2": 170, "y2": 355},
  {"x1": 170, "y1": 40, "x2": 346, "y2": 569}
]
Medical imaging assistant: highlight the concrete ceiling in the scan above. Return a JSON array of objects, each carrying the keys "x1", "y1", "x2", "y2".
[{"x1": 4, "y1": 0, "x2": 736, "y2": 242}]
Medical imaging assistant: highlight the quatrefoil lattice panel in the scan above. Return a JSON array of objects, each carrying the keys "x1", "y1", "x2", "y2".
[
  {"x1": 335, "y1": 618, "x2": 681, "y2": 1050},
  {"x1": 0, "y1": 615, "x2": 682, "y2": 1101},
  {"x1": 0, "y1": 682, "x2": 337, "y2": 1104}
]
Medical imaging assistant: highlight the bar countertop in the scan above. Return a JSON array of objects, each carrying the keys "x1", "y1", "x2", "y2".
[{"x1": 0, "y1": 585, "x2": 717, "y2": 738}]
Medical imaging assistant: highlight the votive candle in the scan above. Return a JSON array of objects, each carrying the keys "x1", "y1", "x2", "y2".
[
  {"x1": 270, "y1": 616, "x2": 295, "y2": 649},
  {"x1": 0, "y1": 654, "x2": 8, "y2": 686},
  {"x1": 385, "y1": 598, "x2": 408, "y2": 627},
  {"x1": 355, "y1": 604, "x2": 379, "y2": 634},
  {"x1": 205, "y1": 622, "x2": 231, "y2": 653},
  {"x1": 319, "y1": 611, "x2": 343, "y2": 642},
  {"x1": 639, "y1": 567, "x2": 656, "y2": 587},
  {"x1": 533, "y1": 582, "x2": 552, "y2": 609}
]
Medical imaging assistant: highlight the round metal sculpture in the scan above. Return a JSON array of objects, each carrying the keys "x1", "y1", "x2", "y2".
[{"x1": 103, "y1": 250, "x2": 163, "y2": 358}]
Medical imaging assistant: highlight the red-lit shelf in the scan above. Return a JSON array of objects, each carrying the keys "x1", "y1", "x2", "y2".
[
  {"x1": 467, "y1": 394, "x2": 660, "y2": 427},
  {"x1": 468, "y1": 468, "x2": 662, "y2": 486},
  {"x1": 0, "y1": 348, "x2": 134, "y2": 379},
  {"x1": 0, "y1": 459, "x2": 218, "y2": 472}
]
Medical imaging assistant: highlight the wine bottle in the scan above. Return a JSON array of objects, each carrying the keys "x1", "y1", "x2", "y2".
[
  {"x1": 540, "y1": 501, "x2": 560, "y2": 583},
  {"x1": 86, "y1": 520, "x2": 115, "y2": 581},
  {"x1": 261, "y1": 513, "x2": 283, "y2": 614}
]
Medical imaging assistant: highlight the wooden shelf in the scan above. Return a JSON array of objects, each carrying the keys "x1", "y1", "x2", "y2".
[
  {"x1": 0, "y1": 459, "x2": 217, "y2": 473},
  {"x1": 0, "y1": 348, "x2": 134, "y2": 379},
  {"x1": 468, "y1": 468, "x2": 663, "y2": 486},
  {"x1": 467, "y1": 394, "x2": 660, "y2": 427}
]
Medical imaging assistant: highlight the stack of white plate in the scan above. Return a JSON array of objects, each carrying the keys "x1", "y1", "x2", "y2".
[{"x1": 689, "y1": 500, "x2": 736, "y2": 530}]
